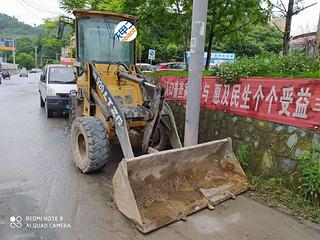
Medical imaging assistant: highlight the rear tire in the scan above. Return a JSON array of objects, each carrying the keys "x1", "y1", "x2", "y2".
[
  {"x1": 40, "y1": 95, "x2": 45, "y2": 107},
  {"x1": 71, "y1": 116, "x2": 110, "y2": 173}
]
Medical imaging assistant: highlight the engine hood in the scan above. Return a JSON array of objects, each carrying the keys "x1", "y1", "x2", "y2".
[{"x1": 47, "y1": 84, "x2": 77, "y2": 94}]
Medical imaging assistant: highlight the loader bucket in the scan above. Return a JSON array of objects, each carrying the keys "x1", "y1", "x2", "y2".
[{"x1": 113, "y1": 138, "x2": 248, "y2": 233}]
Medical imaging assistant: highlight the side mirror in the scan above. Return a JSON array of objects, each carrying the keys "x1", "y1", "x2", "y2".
[
  {"x1": 40, "y1": 74, "x2": 45, "y2": 82},
  {"x1": 77, "y1": 66, "x2": 84, "y2": 77},
  {"x1": 56, "y1": 22, "x2": 65, "y2": 39}
]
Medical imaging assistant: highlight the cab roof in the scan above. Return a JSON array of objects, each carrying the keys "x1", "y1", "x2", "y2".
[{"x1": 73, "y1": 9, "x2": 139, "y2": 22}]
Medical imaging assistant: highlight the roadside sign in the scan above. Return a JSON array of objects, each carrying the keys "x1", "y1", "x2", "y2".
[
  {"x1": 185, "y1": 51, "x2": 236, "y2": 66},
  {"x1": 148, "y1": 49, "x2": 155, "y2": 60},
  {"x1": 0, "y1": 37, "x2": 16, "y2": 51},
  {"x1": 211, "y1": 52, "x2": 236, "y2": 65}
]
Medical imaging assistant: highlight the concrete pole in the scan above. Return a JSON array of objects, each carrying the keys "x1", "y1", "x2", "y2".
[
  {"x1": 12, "y1": 38, "x2": 16, "y2": 70},
  {"x1": 184, "y1": 0, "x2": 208, "y2": 147}
]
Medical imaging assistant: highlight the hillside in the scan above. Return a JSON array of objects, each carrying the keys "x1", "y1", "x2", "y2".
[{"x1": 0, "y1": 13, "x2": 42, "y2": 38}]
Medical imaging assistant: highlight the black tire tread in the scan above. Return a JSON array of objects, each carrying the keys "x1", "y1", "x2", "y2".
[
  {"x1": 40, "y1": 95, "x2": 45, "y2": 107},
  {"x1": 72, "y1": 116, "x2": 110, "y2": 173},
  {"x1": 68, "y1": 96, "x2": 76, "y2": 125}
]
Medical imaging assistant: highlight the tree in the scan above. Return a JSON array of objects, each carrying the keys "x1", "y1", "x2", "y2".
[
  {"x1": 218, "y1": 25, "x2": 283, "y2": 56},
  {"x1": 36, "y1": 19, "x2": 72, "y2": 65},
  {"x1": 268, "y1": 0, "x2": 317, "y2": 55},
  {"x1": 16, "y1": 37, "x2": 35, "y2": 55},
  {"x1": 59, "y1": 0, "x2": 88, "y2": 12},
  {"x1": 59, "y1": 0, "x2": 189, "y2": 63},
  {"x1": 204, "y1": 0, "x2": 268, "y2": 70},
  {"x1": 16, "y1": 52, "x2": 35, "y2": 70}
]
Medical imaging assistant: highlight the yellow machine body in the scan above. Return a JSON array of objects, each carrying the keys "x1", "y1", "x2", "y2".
[{"x1": 69, "y1": 9, "x2": 249, "y2": 234}]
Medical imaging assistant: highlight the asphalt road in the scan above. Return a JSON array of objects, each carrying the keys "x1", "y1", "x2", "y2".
[{"x1": 0, "y1": 73, "x2": 319, "y2": 240}]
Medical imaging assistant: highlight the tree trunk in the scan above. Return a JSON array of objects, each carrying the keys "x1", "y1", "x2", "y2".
[
  {"x1": 205, "y1": 23, "x2": 214, "y2": 70},
  {"x1": 283, "y1": 0, "x2": 294, "y2": 55},
  {"x1": 174, "y1": 0, "x2": 189, "y2": 69},
  {"x1": 315, "y1": 11, "x2": 320, "y2": 57}
]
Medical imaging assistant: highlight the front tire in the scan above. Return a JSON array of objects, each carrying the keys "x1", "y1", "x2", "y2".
[
  {"x1": 40, "y1": 95, "x2": 45, "y2": 107},
  {"x1": 45, "y1": 102, "x2": 53, "y2": 118},
  {"x1": 71, "y1": 117, "x2": 110, "y2": 173},
  {"x1": 68, "y1": 95, "x2": 76, "y2": 126}
]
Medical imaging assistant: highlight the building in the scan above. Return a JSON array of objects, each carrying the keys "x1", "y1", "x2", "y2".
[
  {"x1": 290, "y1": 32, "x2": 317, "y2": 55},
  {"x1": 269, "y1": 16, "x2": 286, "y2": 32}
]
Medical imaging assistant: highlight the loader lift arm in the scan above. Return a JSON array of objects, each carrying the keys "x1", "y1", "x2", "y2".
[{"x1": 67, "y1": 9, "x2": 248, "y2": 234}]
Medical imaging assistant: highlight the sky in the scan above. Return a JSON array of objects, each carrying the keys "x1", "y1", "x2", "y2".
[{"x1": 0, "y1": 0, "x2": 319, "y2": 36}]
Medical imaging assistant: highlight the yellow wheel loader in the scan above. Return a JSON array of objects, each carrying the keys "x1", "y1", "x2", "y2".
[{"x1": 60, "y1": 9, "x2": 248, "y2": 233}]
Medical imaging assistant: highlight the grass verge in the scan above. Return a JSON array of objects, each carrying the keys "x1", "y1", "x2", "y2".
[{"x1": 247, "y1": 174, "x2": 320, "y2": 224}]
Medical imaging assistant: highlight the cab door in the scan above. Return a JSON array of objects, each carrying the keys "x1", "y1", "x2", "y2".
[{"x1": 39, "y1": 67, "x2": 47, "y2": 100}]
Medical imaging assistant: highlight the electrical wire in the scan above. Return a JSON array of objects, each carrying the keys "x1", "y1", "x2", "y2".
[
  {"x1": 17, "y1": 0, "x2": 46, "y2": 19},
  {"x1": 21, "y1": 0, "x2": 62, "y2": 15},
  {"x1": 20, "y1": 0, "x2": 60, "y2": 16}
]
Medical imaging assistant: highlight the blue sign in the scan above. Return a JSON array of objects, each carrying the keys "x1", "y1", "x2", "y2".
[
  {"x1": 185, "y1": 52, "x2": 236, "y2": 66},
  {"x1": 148, "y1": 49, "x2": 155, "y2": 60}
]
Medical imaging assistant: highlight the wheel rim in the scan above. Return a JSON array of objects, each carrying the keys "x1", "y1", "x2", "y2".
[{"x1": 77, "y1": 133, "x2": 87, "y2": 164}]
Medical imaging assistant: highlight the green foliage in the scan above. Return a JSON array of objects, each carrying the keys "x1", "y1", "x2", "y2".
[
  {"x1": 58, "y1": 0, "x2": 273, "y2": 63},
  {"x1": 16, "y1": 37, "x2": 35, "y2": 55},
  {"x1": 250, "y1": 174, "x2": 320, "y2": 223},
  {"x1": 59, "y1": 0, "x2": 88, "y2": 12},
  {"x1": 36, "y1": 19, "x2": 73, "y2": 66},
  {"x1": 16, "y1": 52, "x2": 35, "y2": 70},
  {"x1": 0, "y1": 13, "x2": 42, "y2": 37},
  {"x1": 217, "y1": 25, "x2": 283, "y2": 57},
  {"x1": 236, "y1": 144, "x2": 250, "y2": 170},
  {"x1": 210, "y1": 52, "x2": 320, "y2": 83},
  {"x1": 298, "y1": 143, "x2": 320, "y2": 203}
]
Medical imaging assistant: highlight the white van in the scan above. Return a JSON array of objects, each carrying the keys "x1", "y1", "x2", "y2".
[{"x1": 38, "y1": 64, "x2": 76, "y2": 118}]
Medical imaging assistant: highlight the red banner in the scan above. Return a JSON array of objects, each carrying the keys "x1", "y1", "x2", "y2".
[{"x1": 160, "y1": 76, "x2": 320, "y2": 131}]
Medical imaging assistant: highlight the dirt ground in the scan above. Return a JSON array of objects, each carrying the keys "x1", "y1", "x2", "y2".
[{"x1": 0, "y1": 74, "x2": 319, "y2": 240}]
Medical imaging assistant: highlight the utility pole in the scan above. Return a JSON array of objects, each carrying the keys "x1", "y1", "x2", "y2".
[
  {"x1": 12, "y1": 38, "x2": 16, "y2": 70},
  {"x1": 184, "y1": 0, "x2": 208, "y2": 147},
  {"x1": 35, "y1": 46, "x2": 38, "y2": 67}
]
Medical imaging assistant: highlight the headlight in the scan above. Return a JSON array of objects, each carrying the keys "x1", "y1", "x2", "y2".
[{"x1": 47, "y1": 88, "x2": 57, "y2": 96}]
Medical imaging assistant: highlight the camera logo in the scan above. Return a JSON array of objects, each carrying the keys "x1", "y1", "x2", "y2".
[{"x1": 10, "y1": 216, "x2": 22, "y2": 228}]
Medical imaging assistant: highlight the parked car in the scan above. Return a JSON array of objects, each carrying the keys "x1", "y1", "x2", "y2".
[
  {"x1": 154, "y1": 62, "x2": 186, "y2": 72},
  {"x1": 1, "y1": 70, "x2": 10, "y2": 79},
  {"x1": 30, "y1": 68, "x2": 37, "y2": 73},
  {"x1": 136, "y1": 63, "x2": 155, "y2": 72},
  {"x1": 38, "y1": 64, "x2": 76, "y2": 118},
  {"x1": 19, "y1": 68, "x2": 28, "y2": 77}
]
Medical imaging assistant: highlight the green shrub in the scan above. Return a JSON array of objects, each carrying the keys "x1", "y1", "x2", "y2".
[
  {"x1": 298, "y1": 143, "x2": 320, "y2": 203},
  {"x1": 210, "y1": 52, "x2": 320, "y2": 84},
  {"x1": 250, "y1": 175, "x2": 320, "y2": 223},
  {"x1": 236, "y1": 144, "x2": 250, "y2": 170}
]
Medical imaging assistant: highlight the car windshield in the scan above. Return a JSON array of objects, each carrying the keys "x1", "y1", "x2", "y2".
[
  {"x1": 77, "y1": 17, "x2": 134, "y2": 65},
  {"x1": 48, "y1": 67, "x2": 74, "y2": 84}
]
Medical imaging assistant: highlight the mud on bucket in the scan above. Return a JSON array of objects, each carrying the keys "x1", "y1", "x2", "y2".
[{"x1": 113, "y1": 137, "x2": 249, "y2": 233}]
